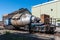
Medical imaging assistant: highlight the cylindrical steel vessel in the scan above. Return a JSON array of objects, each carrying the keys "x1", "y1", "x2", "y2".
[{"x1": 10, "y1": 13, "x2": 36, "y2": 26}]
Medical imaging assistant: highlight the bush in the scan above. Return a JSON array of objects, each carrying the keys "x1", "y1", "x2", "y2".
[{"x1": 5, "y1": 31, "x2": 11, "y2": 35}]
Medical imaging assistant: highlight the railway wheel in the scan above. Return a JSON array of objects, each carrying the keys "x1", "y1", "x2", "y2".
[
  {"x1": 14, "y1": 26, "x2": 20, "y2": 30},
  {"x1": 49, "y1": 29, "x2": 54, "y2": 34}
]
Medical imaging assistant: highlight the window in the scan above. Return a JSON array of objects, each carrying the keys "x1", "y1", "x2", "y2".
[{"x1": 51, "y1": 9, "x2": 53, "y2": 11}]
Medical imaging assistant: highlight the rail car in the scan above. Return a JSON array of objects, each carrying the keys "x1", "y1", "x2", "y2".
[{"x1": 4, "y1": 8, "x2": 56, "y2": 33}]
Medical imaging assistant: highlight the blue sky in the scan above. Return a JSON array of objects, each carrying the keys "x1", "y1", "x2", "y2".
[{"x1": 0, "y1": 0, "x2": 52, "y2": 21}]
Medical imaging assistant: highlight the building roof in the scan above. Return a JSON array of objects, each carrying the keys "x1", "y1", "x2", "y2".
[{"x1": 32, "y1": 0, "x2": 59, "y2": 8}]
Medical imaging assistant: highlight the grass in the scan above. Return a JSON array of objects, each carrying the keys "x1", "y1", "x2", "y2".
[{"x1": 5, "y1": 31, "x2": 11, "y2": 35}]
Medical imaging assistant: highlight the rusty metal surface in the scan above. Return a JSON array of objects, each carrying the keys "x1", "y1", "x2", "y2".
[{"x1": 11, "y1": 13, "x2": 31, "y2": 26}]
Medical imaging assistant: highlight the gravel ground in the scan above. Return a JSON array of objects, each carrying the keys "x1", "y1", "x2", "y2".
[
  {"x1": 0, "y1": 30, "x2": 51, "y2": 40},
  {"x1": 0, "y1": 29, "x2": 59, "y2": 40},
  {"x1": 0, "y1": 26, "x2": 60, "y2": 40},
  {"x1": 0, "y1": 33, "x2": 45, "y2": 40},
  {"x1": 55, "y1": 27, "x2": 60, "y2": 32}
]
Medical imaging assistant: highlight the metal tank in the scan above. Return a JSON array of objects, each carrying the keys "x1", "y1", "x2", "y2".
[{"x1": 10, "y1": 13, "x2": 38, "y2": 26}]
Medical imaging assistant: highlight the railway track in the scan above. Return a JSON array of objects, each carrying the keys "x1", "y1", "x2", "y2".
[
  {"x1": 0, "y1": 26, "x2": 60, "y2": 38},
  {"x1": 5, "y1": 29, "x2": 60, "y2": 37},
  {"x1": 0, "y1": 29, "x2": 60, "y2": 40}
]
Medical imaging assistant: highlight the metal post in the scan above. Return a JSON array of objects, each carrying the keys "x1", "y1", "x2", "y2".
[{"x1": 29, "y1": 16, "x2": 32, "y2": 33}]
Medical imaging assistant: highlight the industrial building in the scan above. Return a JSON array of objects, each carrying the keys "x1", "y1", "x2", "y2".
[{"x1": 32, "y1": 0, "x2": 60, "y2": 18}]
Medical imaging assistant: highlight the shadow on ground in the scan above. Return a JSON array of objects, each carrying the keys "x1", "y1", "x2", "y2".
[{"x1": 0, "y1": 32, "x2": 55, "y2": 40}]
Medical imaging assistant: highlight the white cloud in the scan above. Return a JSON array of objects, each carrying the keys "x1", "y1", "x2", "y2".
[{"x1": 53, "y1": 0, "x2": 59, "y2": 1}]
